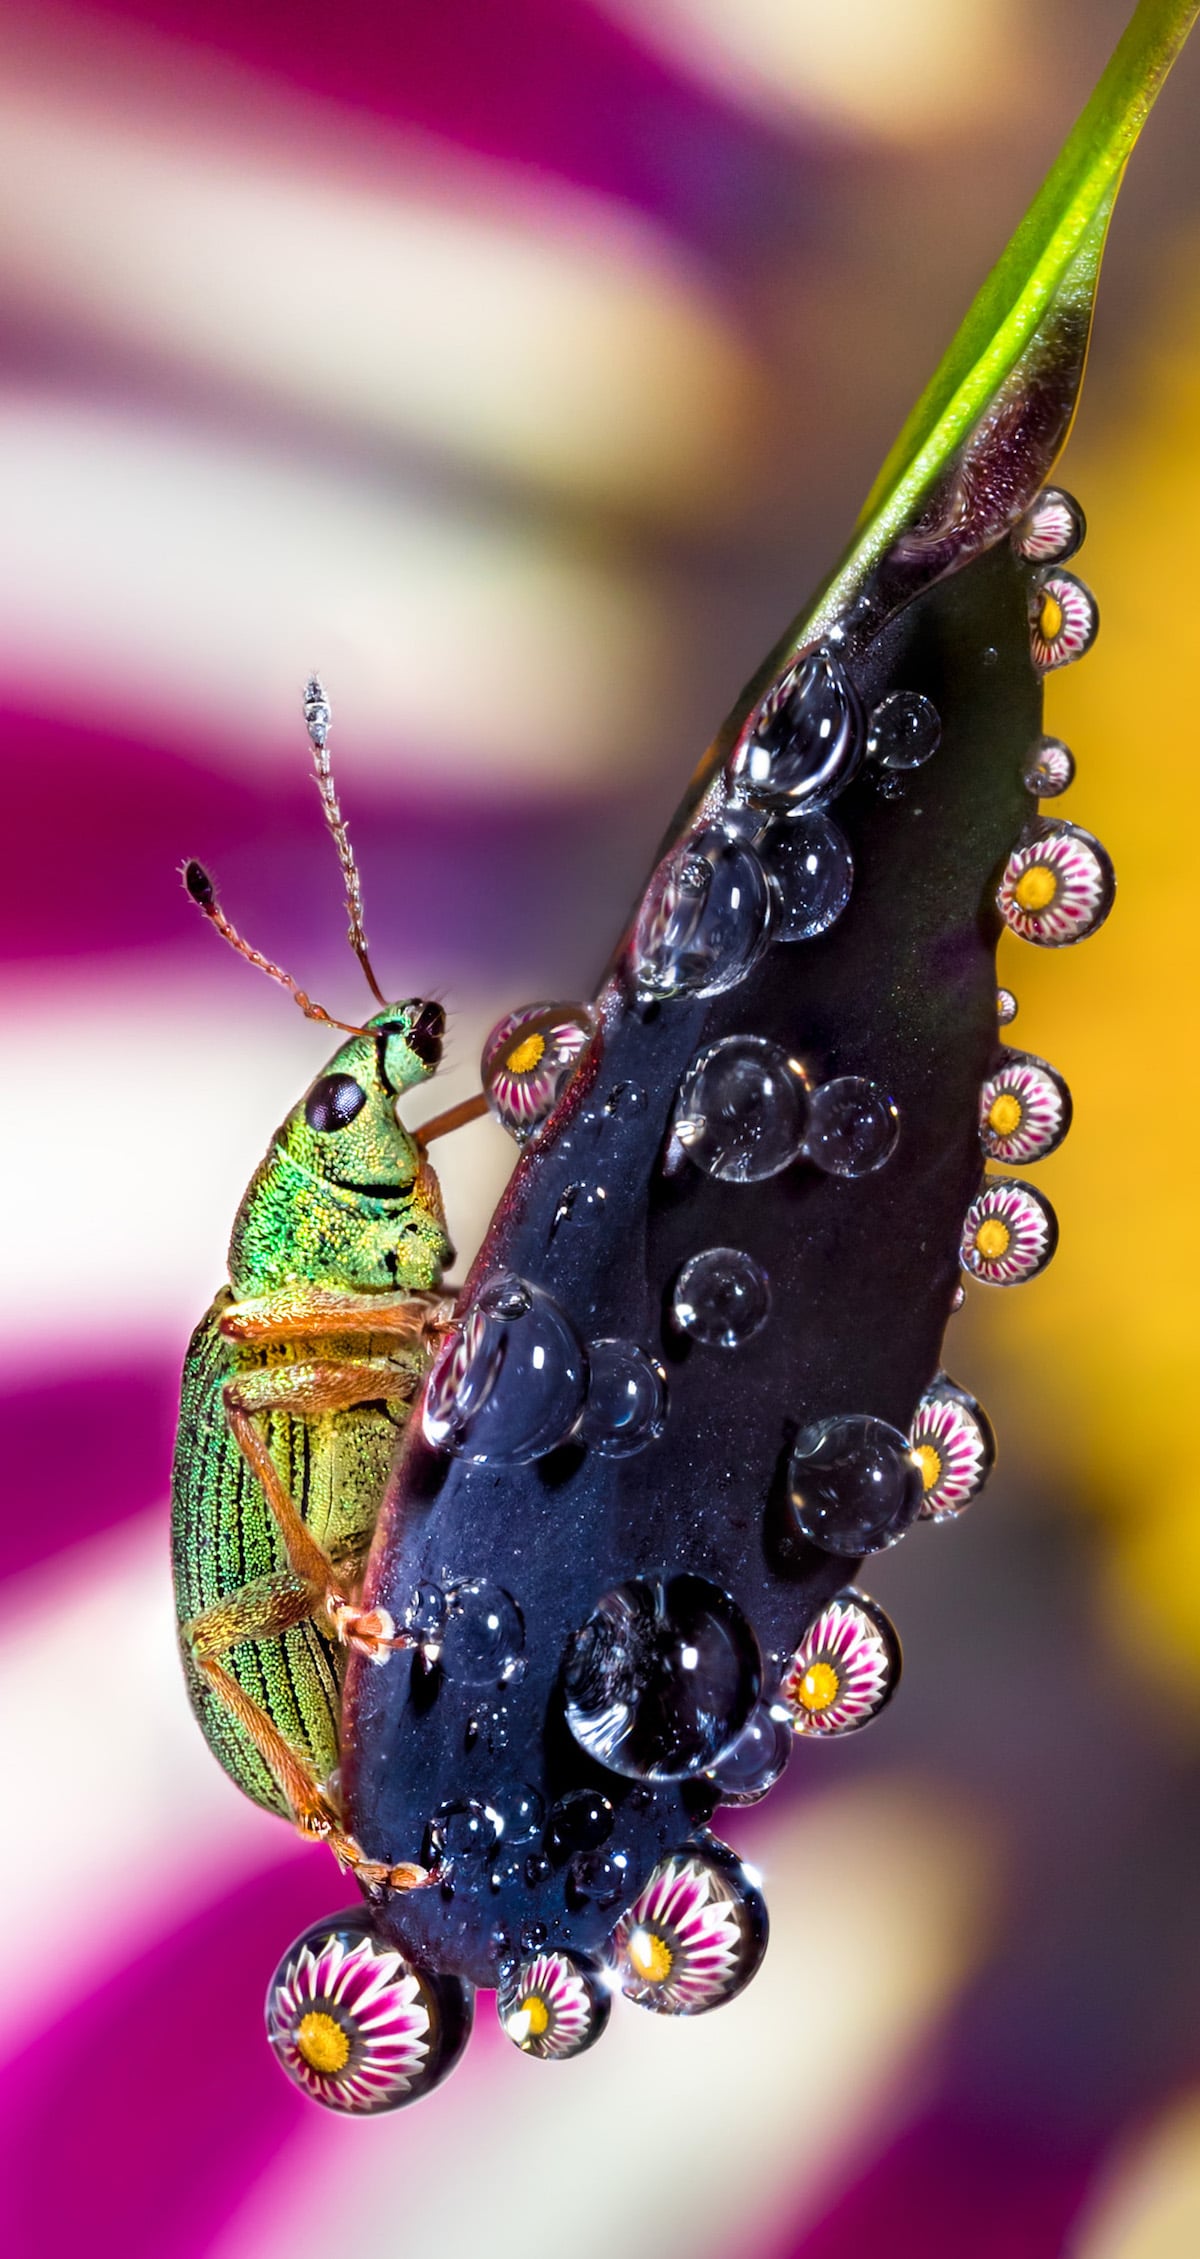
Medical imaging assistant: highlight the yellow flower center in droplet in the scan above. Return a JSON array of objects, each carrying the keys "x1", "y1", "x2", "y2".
[
  {"x1": 912, "y1": 1441, "x2": 943, "y2": 1493},
  {"x1": 296, "y1": 2010, "x2": 351, "y2": 2075},
  {"x1": 505, "y1": 1032, "x2": 546, "y2": 1076},
  {"x1": 797, "y1": 1660, "x2": 841, "y2": 1712},
  {"x1": 629, "y1": 1928, "x2": 674, "y2": 1984},
  {"x1": 522, "y1": 1993, "x2": 550, "y2": 2038},
  {"x1": 987, "y1": 1091, "x2": 1024, "y2": 1136},
  {"x1": 1014, "y1": 863, "x2": 1058, "y2": 913},
  {"x1": 974, "y1": 1216, "x2": 1011, "y2": 1261},
  {"x1": 1038, "y1": 591, "x2": 1065, "y2": 641}
]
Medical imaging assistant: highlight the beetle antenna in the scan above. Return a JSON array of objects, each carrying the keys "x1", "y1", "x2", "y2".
[
  {"x1": 303, "y1": 677, "x2": 389, "y2": 1010},
  {"x1": 181, "y1": 860, "x2": 366, "y2": 1034}
]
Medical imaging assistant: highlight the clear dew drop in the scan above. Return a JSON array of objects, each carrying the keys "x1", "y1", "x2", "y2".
[
  {"x1": 865, "y1": 690, "x2": 941, "y2": 770},
  {"x1": 546, "y1": 1789, "x2": 615, "y2": 1857},
  {"x1": 563, "y1": 1573, "x2": 761, "y2": 1780},
  {"x1": 550, "y1": 1181, "x2": 608, "y2": 1236},
  {"x1": 504, "y1": 1787, "x2": 545, "y2": 1844},
  {"x1": 673, "y1": 1035, "x2": 809, "y2": 1183},
  {"x1": 568, "y1": 1847, "x2": 633, "y2": 1908},
  {"x1": 706, "y1": 1702, "x2": 792, "y2": 1805},
  {"x1": 581, "y1": 1339, "x2": 666, "y2": 1457},
  {"x1": 805, "y1": 1076, "x2": 899, "y2": 1176},
  {"x1": 760, "y1": 810, "x2": 854, "y2": 941},
  {"x1": 631, "y1": 828, "x2": 771, "y2": 1001},
  {"x1": 730, "y1": 650, "x2": 864, "y2": 811},
  {"x1": 671, "y1": 1247, "x2": 771, "y2": 1348},
  {"x1": 441, "y1": 1581, "x2": 526, "y2": 1688},
  {"x1": 429, "y1": 1799, "x2": 505, "y2": 1860},
  {"x1": 422, "y1": 1274, "x2": 586, "y2": 1464},
  {"x1": 788, "y1": 1413, "x2": 923, "y2": 1555}
]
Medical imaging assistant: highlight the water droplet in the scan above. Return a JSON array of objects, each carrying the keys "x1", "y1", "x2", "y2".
[
  {"x1": 1014, "y1": 486, "x2": 1085, "y2": 563},
  {"x1": 910, "y1": 1376, "x2": 995, "y2": 1521},
  {"x1": 865, "y1": 690, "x2": 941, "y2": 770},
  {"x1": 730, "y1": 651, "x2": 864, "y2": 811},
  {"x1": 441, "y1": 1581, "x2": 526, "y2": 1687},
  {"x1": 998, "y1": 821, "x2": 1114, "y2": 947},
  {"x1": 805, "y1": 1077, "x2": 899, "y2": 1177},
  {"x1": 760, "y1": 810, "x2": 853, "y2": 940},
  {"x1": 960, "y1": 1177, "x2": 1057, "y2": 1285},
  {"x1": 671, "y1": 1247, "x2": 771, "y2": 1348},
  {"x1": 603, "y1": 1081, "x2": 646, "y2": 1118},
  {"x1": 673, "y1": 1035, "x2": 808, "y2": 1183},
  {"x1": 524, "y1": 1855, "x2": 550, "y2": 1889},
  {"x1": 1024, "y1": 735, "x2": 1075, "y2": 797},
  {"x1": 490, "y1": 1853, "x2": 524, "y2": 1893},
  {"x1": 607, "y1": 1839, "x2": 768, "y2": 2015},
  {"x1": 781, "y1": 1590, "x2": 900, "y2": 1736},
  {"x1": 429, "y1": 1800, "x2": 504, "y2": 1860},
  {"x1": 423, "y1": 1274, "x2": 586, "y2": 1463},
  {"x1": 504, "y1": 1787, "x2": 545, "y2": 1844},
  {"x1": 547, "y1": 1790, "x2": 615, "y2": 1857},
  {"x1": 519, "y1": 1920, "x2": 549, "y2": 1952},
  {"x1": 403, "y1": 1582, "x2": 448, "y2": 1646},
  {"x1": 788, "y1": 1414, "x2": 922, "y2": 1554},
  {"x1": 581, "y1": 1339, "x2": 666, "y2": 1457},
  {"x1": 563, "y1": 1573, "x2": 761, "y2": 1780},
  {"x1": 980, "y1": 1050, "x2": 1071, "y2": 1163},
  {"x1": 997, "y1": 988, "x2": 1018, "y2": 1025},
  {"x1": 265, "y1": 1909, "x2": 473, "y2": 2113},
  {"x1": 950, "y1": 1280, "x2": 967, "y2": 1311},
  {"x1": 481, "y1": 1002, "x2": 595, "y2": 1142},
  {"x1": 498, "y1": 1950, "x2": 611, "y2": 2059},
  {"x1": 706, "y1": 1703, "x2": 791, "y2": 1805},
  {"x1": 550, "y1": 1181, "x2": 608, "y2": 1235},
  {"x1": 568, "y1": 1847, "x2": 632, "y2": 1908},
  {"x1": 1029, "y1": 571, "x2": 1098, "y2": 671},
  {"x1": 631, "y1": 829, "x2": 771, "y2": 1000}
]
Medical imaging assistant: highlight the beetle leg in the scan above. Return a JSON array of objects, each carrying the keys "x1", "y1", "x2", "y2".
[
  {"x1": 187, "y1": 1642, "x2": 433, "y2": 1892},
  {"x1": 222, "y1": 1363, "x2": 422, "y2": 1655},
  {"x1": 219, "y1": 1287, "x2": 454, "y2": 1346}
]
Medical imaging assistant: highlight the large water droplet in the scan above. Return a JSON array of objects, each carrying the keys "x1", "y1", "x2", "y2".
[
  {"x1": 607, "y1": 1839, "x2": 768, "y2": 2016},
  {"x1": 865, "y1": 690, "x2": 941, "y2": 770},
  {"x1": 788, "y1": 1413, "x2": 922, "y2": 1554},
  {"x1": 805, "y1": 1076, "x2": 899, "y2": 1176},
  {"x1": 562, "y1": 1573, "x2": 761, "y2": 1780},
  {"x1": 441, "y1": 1581, "x2": 526, "y2": 1687},
  {"x1": 581, "y1": 1339, "x2": 666, "y2": 1457},
  {"x1": 422, "y1": 1274, "x2": 586, "y2": 1463},
  {"x1": 673, "y1": 1035, "x2": 808, "y2": 1183},
  {"x1": 631, "y1": 828, "x2": 771, "y2": 1000},
  {"x1": 671, "y1": 1247, "x2": 771, "y2": 1348},
  {"x1": 731, "y1": 651, "x2": 864, "y2": 811},
  {"x1": 481, "y1": 1002, "x2": 595, "y2": 1142},
  {"x1": 760, "y1": 810, "x2": 853, "y2": 940},
  {"x1": 265, "y1": 1910, "x2": 473, "y2": 2114},
  {"x1": 706, "y1": 1702, "x2": 792, "y2": 1805}
]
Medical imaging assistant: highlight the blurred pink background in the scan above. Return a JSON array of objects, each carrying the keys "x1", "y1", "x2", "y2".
[{"x1": 3, "y1": 3, "x2": 1200, "y2": 2253}]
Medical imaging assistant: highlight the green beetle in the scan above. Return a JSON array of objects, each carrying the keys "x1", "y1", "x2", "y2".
[{"x1": 171, "y1": 686, "x2": 472, "y2": 1889}]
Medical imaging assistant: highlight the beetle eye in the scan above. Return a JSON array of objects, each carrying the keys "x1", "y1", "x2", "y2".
[
  {"x1": 407, "y1": 1001, "x2": 446, "y2": 1070},
  {"x1": 305, "y1": 1073, "x2": 367, "y2": 1133}
]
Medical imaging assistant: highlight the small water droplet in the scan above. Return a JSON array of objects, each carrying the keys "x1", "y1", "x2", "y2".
[
  {"x1": 524, "y1": 1853, "x2": 551, "y2": 1888},
  {"x1": 997, "y1": 988, "x2": 1018, "y2": 1025},
  {"x1": 481, "y1": 1002, "x2": 595, "y2": 1142},
  {"x1": 563, "y1": 1573, "x2": 761, "y2": 1780},
  {"x1": 423, "y1": 1275, "x2": 585, "y2": 1463},
  {"x1": 550, "y1": 1181, "x2": 608, "y2": 1236},
  {"x1": 731, "y1": 651, "x2": 864, "y2": 810},
  {"x1": 866, "y1": 690, "x2": 941, "y2": 770},
  {"x1": 442, "y1": 1582, "x2": 526, "y2": 1688},
  {"x1": 706, "y1": 1703, "x2": 792, "y2": 1805},
  {"x1": 490, "y1": 1853, "x2": 524, "y2": 1893},
  {"x1": 805, "y1": 1077, "x2": 899, "y2": 1177},
  {"x1": 567, "y1": 1847, "x2": 632, "y2": 1908},
  {"x1": 760, "y1": 810, "x2": 853, "y2": 940},
  {"x1": 788, "y1": 1414, "x2": 922, "y2": 1554},
  {"x1": 631, "y1": 828, "x2": 771, "y2": 1000},
  {"x1": 547, "y1": 1790, "x2": 615, "y2": 1858},
  {"x1": 519, "y1": 1920, "x2": 549, "y2": 1953},
  {"x1": 430, "y1": 1799, "x2": 504, "y2": 1859},
  {"x1": 404, "y1": 1582, "x2": 448, "y2": 1644},
  {"x1": 505, "y1": 1787, "x2": 545, "y2": 1844},
  {"x1": 608, "y1": 1841, "x2": 768, "y2": 2016},
  {"x1": 1023, "y1": 735, "x2": 1075, "y2": 798},
  {"x1": 581, "y1": 1339, "x2": 666, "y2": 1457},
  {"x1": 604, "y1": 1081, "x2": 646, "y2": 1118},
  {"x1": 497, "y1": 1950, "x2": 611, "y2": 2059},
  {"x1": 672, "y1": 1247, "x2": 771, "y2": 1348},
  {"x1": 463, "y1": 1715, "x2": 480, "y2": 1752},
  {"x1": 673, "y1": 1034, "x2": 808, "y2": 1183}
]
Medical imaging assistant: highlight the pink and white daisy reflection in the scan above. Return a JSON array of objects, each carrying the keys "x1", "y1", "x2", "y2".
[
  {"x1": 266, "y1": 1923, "x2": 431, "y2": 2113},
  {"x1": 910, "y1": 1382, "x2": 994, "y2": 1520},
  {"x1": 609, "y1": 1854, "x2": 744, "y2": 2013},
  {"x1": 979, "y1": 1052, "x2": 1071, "y2": 1164},
  {"x1": 960, "y1": 1177, "x2": 1057, "y2": 1286},
  {"x1": 1014, "y1": 487, "x2": 1085, "y2": 563},
  {"x1": 499, "y1": 1950, "x2": 605, "y2": 2058},
  {"x1": 481, "y1": 1003, "x2": 594, "y2": 1140},
  {"x1": 781, "y1": 1593, "x2": 897, "y2": 1736},
  {"x1": 997, "y1": 823, "x2": 1113, "y2": 947},
  {"x1": 1029, "y1": 571, "x2": 1098, "y2": 670}
]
